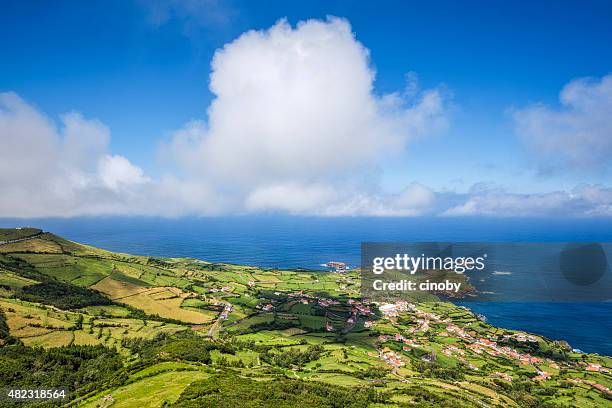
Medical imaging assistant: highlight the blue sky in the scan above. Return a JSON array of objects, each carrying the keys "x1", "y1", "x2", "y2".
[{"x1": 1, "y1": 1, "x2": 612, "y2": 217}]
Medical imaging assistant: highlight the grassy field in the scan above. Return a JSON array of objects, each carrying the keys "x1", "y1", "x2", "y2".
[
  {"x1": 81, "y1": 370, "x2": 211, "y2": 408},
  {"x1": 0, "y1": 227, "x2": 41, "y2": 241},
  {"x1": 91, "y1": 277, "x2": 215, "y2": 324}
]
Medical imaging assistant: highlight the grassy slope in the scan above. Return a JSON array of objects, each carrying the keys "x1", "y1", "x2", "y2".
[{"x1": 0, "y1": 228, "x2": 610, "y2": 407}]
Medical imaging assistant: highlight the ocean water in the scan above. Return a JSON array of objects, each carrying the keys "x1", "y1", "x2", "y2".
[{"x1": 1, "y1": 216, "x2": 611, "y2": 355}]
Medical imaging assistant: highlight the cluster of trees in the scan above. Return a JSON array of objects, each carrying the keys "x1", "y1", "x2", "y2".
[
  {"x1": 214, "y1": 355, "x2": 251, "y2": 368},
  {"x1": 145, "y1": 257, "x2": 174, "y2": 268},
  {"x1": 122, "y1": 332, "x2": 235, "y2": 364},
  {"x1": 157, "y1": 340, "x2": 212, "y2": 364},
  {"x1": 195, "y1": 263, "x2": 231, "y2": 272},
  {"x1": 395, "y1": 386, "x2": 474, "y2": 408},
  {"x1": 0, "y1": 311, "x2": 11, "y2": 343},
  {"x1": 412, "y1": 361, "x2": 465, "y2": 381},
  {"x1": 355, "y1": 366, "x2": 391, "y2": 380},
  {"x1": 498, "y1": 336, "x2": 568, "y2": 361},
  {"x1": 19, "y1": 281, "x2": 112, "y2": 310},
  {"x1": 0, "y1": 342, "x2": 125, "y2": 403},
  {"x1": 172, "y1": 373, "x2": 387, "y2": 408},
  {"x1": 490, "y1": 378, "x2": 579, "y2": 407},
  {"x1": 261, "y1": 344, "x2": 324, "y2": 368},
  {"x1": 0, "y1": 255, "x2": 43, "y2": 281},
  {"x1": 0, "y1": 310, "x2": 21, "y2": 349}
]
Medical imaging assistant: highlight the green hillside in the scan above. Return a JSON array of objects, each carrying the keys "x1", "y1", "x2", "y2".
[{"x1": 0, "y1": 228, "x2": 610, "y2": 407}]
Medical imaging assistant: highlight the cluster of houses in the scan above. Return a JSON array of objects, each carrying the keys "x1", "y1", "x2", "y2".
[
  {"x1": 584, "y1": 363, "x2": 610, "y2": 373},
  {"x1": 442, "y1": 344, "x2": 465, "y2": 357},
  {"x1": 219, "y1": 303, "x2": 233, "y2": 320},
  {"x1": 249, "y1": 290, "x2": 379, "y2": 333},
  {"x1": 240, "y1": 286, "x2": 611, "y2": 399},
  {"x1": 458, "y1": 333, "x2": 557, "y2": 370},
  {"x1": 379, "y1": 347, "x2": 405, "y2": 368},
  {"x1": 372, "y1": 304, "x2": 609, "y2": 385},
  {"x1": 257, "y1": 303, "x2": 274, "y2": 312},
  {"x1": 318, "y1": 298, "x2": 340, "y2": 307},
  {"x1": 325, "y1": 261, "x2": 348, "y2": 272},
  {"x1": 322, "y1": 298, "x2": 375, "y2": 329},
  {"x1": 503, "y1": 333, "x2": 538, "y2": 343},
  {"x1": 494, "y1": 371, "x2": 513, "y2": 382},
  {"x1": 441, "y1": 323, "x2": 554, "y2": 371},
  {"x1": 378, "y1": 301, "x2": 415, "y2": 318},
  {"x1": 241, "y1": 286, "x2": 610, "y2": 392},
  {"x1": 254, "y1": 291, "x2": 314, "y2": 312},
  {"x1": 346, "y1": 299, "x2": 374, "y2": 324},
  {"x1": 569, "y1": 378, "x2": 611, "y2": 395},
  {"x1": 533, "y1": 370, "x2": 552, "y2": 381},
  {"x1": 209, "y1": 286, "x2": 232, "y2": 293},
  {"x1": 377, "y1": 333, "x2": 419, "y2": 354}
]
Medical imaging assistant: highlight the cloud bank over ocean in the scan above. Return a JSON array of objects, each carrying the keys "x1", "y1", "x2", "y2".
[{"x1": 1, "y1": 17, "x2": 611, "y2": 218}]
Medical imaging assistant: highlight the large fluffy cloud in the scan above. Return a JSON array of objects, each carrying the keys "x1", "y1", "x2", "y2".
[
  {"x1": 514, "y1": 74, "x2": 612, "y2": 170},
  {"x1": 167, "y1": 17, "x2": 447, "y2": 213}
]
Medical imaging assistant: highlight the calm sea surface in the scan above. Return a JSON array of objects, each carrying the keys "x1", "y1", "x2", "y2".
[{"x1": 1, "y1": 216, "x2": 611, "y2": 355}]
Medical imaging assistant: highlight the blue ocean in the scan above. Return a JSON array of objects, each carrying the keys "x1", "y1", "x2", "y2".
[{"x1": 1, "y1": 216, "x2": 611, "y2": 355}]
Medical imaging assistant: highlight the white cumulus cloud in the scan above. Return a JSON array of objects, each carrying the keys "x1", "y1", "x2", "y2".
[
  {"x1": 166, "y1": 17, "x2": 448, "y2": 214},
  {"x1": 514, "y1": 73, "x2": 612, "y2": 170},
  {"x1": 0, "y1": 92, "x2": 150, "y2": 217},
  {"x1": 98, "y1": 155, "x2": 149, "y2": 192}
]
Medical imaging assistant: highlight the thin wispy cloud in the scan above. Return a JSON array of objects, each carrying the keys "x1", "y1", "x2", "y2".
[{"x1": 139, "y1": 0, "x2": 237, "y2": 33}]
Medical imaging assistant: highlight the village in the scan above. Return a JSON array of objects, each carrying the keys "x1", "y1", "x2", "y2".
[
  {"x1": 211, "y1": 270, "x2": 612, "y2": 399},
  {"x1": 215, "y1": 262, "x2": 611, "y2": 400},
  {"x1": 369, "y1": 300, "x2": 611, "y2": 396}
]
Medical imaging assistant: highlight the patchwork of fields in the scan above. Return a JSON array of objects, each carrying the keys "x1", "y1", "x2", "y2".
[{"x1": 0, "y1": 228, "x2": 611, "y2": 407}]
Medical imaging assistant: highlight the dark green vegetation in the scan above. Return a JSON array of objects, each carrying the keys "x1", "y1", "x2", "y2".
[
  {"x1": 20, "y1": 281, "x2": 112, "y2": 310},
  {"x1": 0, "y1": 228, "x2": 610, "y2": 407},
  {"x1": 172, "y1": 373, "x2": 385, "y2": 407},
  {"x1": 0, "y1": 344, "x2": 124, "y2": 407},
  {"x1": 122, "y1": 332, "x2": 236, "y2": 364}
]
